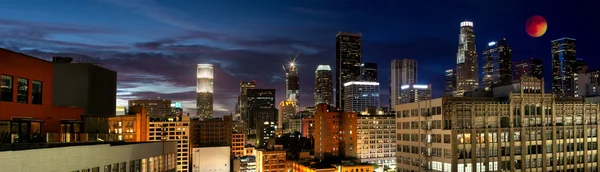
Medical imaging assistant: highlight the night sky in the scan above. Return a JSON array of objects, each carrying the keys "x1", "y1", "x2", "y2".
[{"x1": 1, "y1": 0, "x2": 599, "y2": 116}]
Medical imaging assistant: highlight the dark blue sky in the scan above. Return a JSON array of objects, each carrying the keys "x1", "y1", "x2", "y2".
[{"x1": 1, "y1": 0, "x2": 599, "y2": 116}]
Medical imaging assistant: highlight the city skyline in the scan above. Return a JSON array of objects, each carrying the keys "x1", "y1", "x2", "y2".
[{"x1": 1, "y1": 0, "x2": 599, "y2": 116}]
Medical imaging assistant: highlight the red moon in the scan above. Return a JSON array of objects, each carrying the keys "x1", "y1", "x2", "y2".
[{"x1": 526, "y1": 15, "x2": 547, "y2": 37}]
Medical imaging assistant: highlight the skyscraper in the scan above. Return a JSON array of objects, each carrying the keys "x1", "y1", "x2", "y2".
[
  {"x1": 445, "y1": 69, "x2": 456, "y2": 96},
  {"x1": 314, "y1": 65, "x2": 333, "y2": 106},
  {"x1": 336, "y1": 32, "x2": 362, "y2": 110},
  {"x1": 399, "y1": 84, "x2": 432, "y2": 104},
  {"x1": 278, "y1": 100, "x2": 297, "y2": 130},
  {"x1": 455, "y1": 21, "x2": 478, "y2": 96},
  {"x1": 314, "y1": 104, "x2": 357, "y2": 159},
  {"x1": 552, "y1": 38, "x2": 578, "y2": 97},
  {"x1": 196, "y1": 64, "x2": 213, "y2": 119},
  {"x1": 237, "y1": 81, "x2": 256, "y2": 121},
  {"x1": 343, "y1": 81, "x2": 379, "y2": 112},
  {"x1": 390, "y1": 59, "x2": 417, "y2": 109},
  {"x1": 482, "y1": 38, "x2": 512, "y2": 91},
  {"x1": 514, "y1": 58, "x2": 543, "y2": 80},
  {"x1": 284, "y1": 59, "x2": 300, "y2": 104},
  {"x1": 246, "y1": 88, "x2": 276, "y2": 145},
  {"x1": 361, "y1": 62, "x2": 377, "y2": 82}
]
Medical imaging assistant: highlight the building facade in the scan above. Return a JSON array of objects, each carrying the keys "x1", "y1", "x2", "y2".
[
  {"x1": 514, "y1": 58, "x2": 543, "y2": 80},
  {"x1": 482, "y1": 39, "x2": 512, "y2": 91},
  {"x1": 246, "y1": 89, "x2": 277, "y2": 138},
  {"x1": 278, "y1": 100, "x2": 298, "y2": 130},
  {"x1": 552, "y1": 38, "x2": 579, "y2": 97},
  {"x1": 361, "y1": 62, "x2": 378, "y2": 82},
  {"x1": 191, "y1": 146, "x2": 230, "y2": 172},
  {"x1": 577, "y1": 69, "x2": 600, "y2": 98},
  {"x1": 232, "y1": 133, "x2": 246, "y2": 157},
  {"x1": 391, "y1": 59, "x2": 418, "y2": 110},
  {"x1": 336, "y1": 32, "x2": 362, "y2": 110},
  {"x1": 149, "y1": 116, "x2": 191, "y2": 172},
  {"x1": 237, "y1": 81, "x2": 257, "y2": 121},
  {"x1": 445, "y1": 69, "x2": 456, "y2": 96},
  {"x1": 314, "y1": 65, "x2": 334, "y2": 107},
  {"x1": 455, "y1": 21, "x2": 479, "y2": 96},
  {"x1": 399, "y1": 84, "x2": 432, "y2": 104},
  {"x1": 396, "y1": 76, "x2": 600, "y2": 172},
  {"x1": 284, "y1": 59, "x2": 300, "y2": 105},
  {"x1": 343, "y1": 81, "x2": 380, "y2": 112},
  {"x1": 196, "y1": 64, "x2": 214, "y2": 119},
  {"x1": 357, "y1": 112, "x2": 397, "y2": 171},
  {"x1": 108, "y1": 109, "x2": 149, "y2": 142},
  {"x1": 128, "y1": 99, "x2": 172, "y2": 117},
  {"x1": 314, "y1": 104, "x2": 358, "y2": 159},
  {"x1": 256, "y1": 148, "x2": 287, "y2": 172},
  {"x1": 190, "y1": 115, "x2": 233, "y2": 147}
]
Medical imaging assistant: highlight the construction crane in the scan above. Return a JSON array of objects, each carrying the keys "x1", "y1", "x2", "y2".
[{"x1": 282, "y1": 51, "x2": 301, "y2": 72}]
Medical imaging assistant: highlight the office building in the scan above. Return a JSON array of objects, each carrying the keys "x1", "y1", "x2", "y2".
[
  {"x1": 336, "y1": 32, "x2": 362, "y2": 110},
  {"x1": 445, "y1": 69, "x2": 456, "y2": 96},
  {"x1": 246, "y1": 89, "x2": 276, "y2": 138},
  {"x1": 0, "y1": 49, "x2": 84, "y2": 138},
  {"x1": 361, "y1": 62, "x2": 378, "y2": 82},
  {"x1": 514, "y1": 58, "x2": 543, "y2": 80},
  {"x1": 357, "y1": 109, "x2": 396, "y2": 171},
  {"x1": 343, "y1": 81, "x2": 379, "y2": 112},
  {"x1": 258, "y1": 121, "x2": 277, "y2": 148},
  {"x1": 314, "y1": 104, "x2": 357, "y2": 159},
  {"x1": 171, "y1": 102, "x2": 183, "y2": 116},
  {"x1": 0, "y1": 141, "x2": 177, "y2": 172},
  {"x1": 396, "y1": 76, "x2": 600, "y2": 172},
  {"x1": 232, "y1": 133, "x2": 246, "y2": 157},
  {"x1": 128, "y1": 99, "x2": 172, "y2": 117},
  {"x1": 284, "y1": 58, "x2": 300, "y2": 104},
  {"x1": 149, "y1": 116, "x2": 191, "y2": 172},
  {"x1": 190, "y1": 115, "x2": 233, "y2": 147},
  {"x1": 51, "y1": 55, "x2": 117, "y2": 133},
  {"x1": 256, "y1": 146, "x2": 287, "y2": 172},
  {"x1": 191, "y1": 146, "x2": 230, "y2": 172},
  {"x1": 552, "y1": 38, "x2": 579, "y2": 97},
  {"x1": 287, "y1": 159, "x2": 374, "y2": 172},
  {"x1": 237, "y1": 81, "x2": 256, "y2": 121},
  {"x1": 301, "y1": 117, "x2": 315, "y2": 138},
  {"x1": 390, "y1": 59, "x2": 417, "y2": 109},
  {"x1": 577, "y1": 69, "x2": 600, "y2": 97},
  {"x1": 108, "y1": 107, "x2": 149, "y2": 142},
  {"x1": 237, "y1": 156, "x2": 257, "y2": 172},
  {"x1": 288, "y1": 117, "x2": 302, "y2": 134},
  {"x1": 482, "y1": 39, "x2": 512, "y2": 91},
  {"x1": 116, "y1": 106, "x2": 126, "y2": 116},
  {"x1": 196, "y1": 64, "x2": 213, "y2": 119},
  {"x1": 455, "y1": 21, "x2": 479, "y2": 96},
  {"x1": 314, "y1": 65, "x2": 333, "y2": 107},
  {"x1": 278, "y1": 100, "x2": 297, "y2": 130},
  {"x1": 399, "y1": 84, "x2": 432, "y2": 104}
]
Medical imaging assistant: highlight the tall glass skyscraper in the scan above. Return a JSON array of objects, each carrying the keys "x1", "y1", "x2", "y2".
[
  {"x1": 314, "y1": 65, "x2": 333, "y2": 106},
  {"x1": 390, "y1": 59, "x2": 417, "y2": 109},
  {"x1": 455, "y1": 21, "x2": 478, "y2": 96},
  {"x1": 343, "y1": 81, "x2": 379, "y2": 112},
  {"x1": 482, "y1": 38, "x2": 512, "y2": 91},
  {"x1": 237, "y1": 81, "x2": 256, "y2": 121},
  {"x1": 284, "y1": 60, "x2": 300, "y2": 105},
  {"x1": 196, "y1": 64, "x2": 213, "y2": 119},
  {"x1": 336, "y1": 32, "x2": 362, "y2": 110},
  {"x1": 445, "y1": 69, "x2": 456, "y2": 96},
  {"x1": 552, "y1": 37, "x2": 579, "y2": 97}
]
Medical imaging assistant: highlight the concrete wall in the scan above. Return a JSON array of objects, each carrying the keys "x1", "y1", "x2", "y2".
[
  {"x1": 0, "y1": 142, "x2": 177, "y2": 172},
  {"x1": 192, "y1": 146, "x2": 230, "y2": 172}
]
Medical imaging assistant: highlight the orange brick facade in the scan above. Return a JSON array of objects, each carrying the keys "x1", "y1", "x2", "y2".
[{"x1": 313, "y1": 103, "x2": 357, "y2": 160}]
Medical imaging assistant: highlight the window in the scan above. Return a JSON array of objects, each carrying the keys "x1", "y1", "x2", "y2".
[
  {"x1": 92, "y1": 167, "x2": 100, "y2": 172},
  {"x1": 17, "y1": 78, "x2": 28, "y2": 103},
  {"x1": 1, "y1": 75, "x2": 13, "y2": 102},
  {"x1": 32, "y1": 80, "x2": 42, "y2": 104}
]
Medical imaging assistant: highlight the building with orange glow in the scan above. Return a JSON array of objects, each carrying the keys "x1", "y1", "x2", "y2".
[
  {"x1": 301, "y1": 117, "x2": 314, "y2": 138},
  {"x1": 286, "y1": 159, "x2": 374, "y2": 172},
  {"x1": 278, "y1": 100, "x2": 297, "y2": 130},
  {"x1": 108, "y1": 106, "x2": 149, "y2": 142},
  {"x1": 334, "y1": 161, "x2": 374, "y2": 172},
  {"x1": 0, "y1": 48, "x2": 84, "y2": 141},
  {"x1": 287, "y1": 160, "x2": 335, "y2": 172},
  {"x1": 313, "y1": 103, "x2": 357, "y2": 160},
  {"x1": 256, "y1": 146, "x2": 286, "y2": 172},
  {"x1": 232, "y1": 132, "x2": 246, "y2": 157}
]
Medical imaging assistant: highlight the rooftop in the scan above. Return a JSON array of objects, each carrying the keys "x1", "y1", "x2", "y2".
[{"x1": 0, "y1": 141, "x2": 171, "y2": 152}]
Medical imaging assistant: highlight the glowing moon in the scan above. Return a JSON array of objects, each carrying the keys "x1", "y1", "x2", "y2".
[{"x1": 526, "y1": 15, "x2": 547, "y2": 37}]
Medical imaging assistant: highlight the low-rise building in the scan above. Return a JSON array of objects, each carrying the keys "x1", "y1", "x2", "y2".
[
  {"x1": 191, "y1": 146, "x2": 230, "y2": 172},
  {"x1": 357, "y1": 109, "x2": 396, "y2": 171},
  {"x1": 190, "y1": 115, "x2": 233, "y2": 147},
  {"x1": 233, "y1": 132, "x2": 246, "y2": 157},
  {"x1": 256, "y1": 146, "x2": 287, "y2": 172},
  {"x1": 108, "y1": 107, "x2": 149, "y2": 142},
  {"x1": 149, "y1": 116, "x2": 191, "y2": 172}
]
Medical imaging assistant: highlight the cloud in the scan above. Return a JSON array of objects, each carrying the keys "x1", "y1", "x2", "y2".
[{"x1": 102, "y1": 0, "x2": 203, "y2": 31}]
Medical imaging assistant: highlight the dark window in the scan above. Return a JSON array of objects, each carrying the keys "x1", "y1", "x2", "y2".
[
  {"x1": 32, "y1": 80, "x2": 42, "y2": 104},
  {"x1": 17, "y1": 78, "x2": 28, "y2": 103},
  {"x1": 1, "y1": 75, "x2": 13, "y2": 102}
]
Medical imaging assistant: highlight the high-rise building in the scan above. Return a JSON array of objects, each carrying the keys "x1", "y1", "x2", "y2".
[
  {"x1": 343, "y1": 81, "x2": 379, "y2": 112},
  {"x1": 455, "y1": 21, "x2": 479, "y2": 96},
  {"x1": 246, "y1": 89, "x2": 277, "y2": 146},
  {"x1": 552, "y1": 38, "x2": 578, "y2": 97},
  {"x1": 51, "y1": 56, "x2": 117, "y2": 133},
  {"x1": 314, "y1": 104, "x2": 357, "y2": 159},
  {"x1": 514, "y1": 58, "x2": 543, "y2": 80},
  {"x1": 445, "y1": 69, "x2": 456, "y2": 96},
  {"x1": 190, "y1": 115, "x2": 233, "y2": 147},
  {"x1": 390, "y1": 59, "x2": 417, "y2": 109},
  {"x1": 576, "y1": 69, "x2": 600, "y2": 97},
  {"x1": 128, "y1": 99, "x2": 172, "y2": 117},
  {"x1": 356, "y1": 109, "x2": 396, "y2": 170},
  {"x1": 314, "y1": 65, "x2": 333, "y2": 107},
  {"x1": 277, "y1": 100, "x2": 297, "y2": 130},
  {"x1": 399, "y1": 84, "x2": 432, "y2": 104},
  {"x1": 336, "y1": 32, "x2": 362, "y2": 110},
  {"x1": 284, "y1": 59, "x2": 300, "y2": 105},
  {"x1": 237, "y1": 81, "x2": 257, "y2": 121},
  {"x1": 361, "y1": 62, "x2": 377, "y2": 82},
  {"x1": 149, "y1": 116, "x2": 191, "y2": 172},
  {"x1": 396, "y1": 76, "x2": 600, "y2": 172},
  {"x1": 196, "y1": 64, "x2": 213, "y2": 119},
  {"x1": 482, "y1": 39, "x2": 512, "y2": 91}
]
